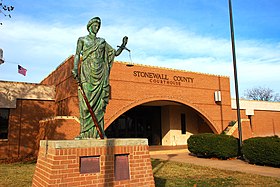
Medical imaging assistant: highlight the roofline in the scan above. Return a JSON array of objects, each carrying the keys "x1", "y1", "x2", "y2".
[
  {"x1": 0, "y1": 80, "x2": 43, "y2": 86},
  {"x1": 40, "y1": 55, "x2": 74, "y2": 84},
  {"x1": 115, "y1": 60, "x2": 230, "y2": 78}
]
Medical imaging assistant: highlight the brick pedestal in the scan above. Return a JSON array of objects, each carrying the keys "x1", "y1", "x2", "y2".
[{"x1": 32, "y1": 139, "x2": 155, "y2": 187}]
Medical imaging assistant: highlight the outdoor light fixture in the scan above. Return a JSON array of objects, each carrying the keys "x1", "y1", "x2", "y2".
[{"x1": 214, "y1": 90, "x2": 222, "y2": 103}]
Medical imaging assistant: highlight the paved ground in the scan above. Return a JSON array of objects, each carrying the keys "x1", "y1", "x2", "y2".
[{"x1": 150, "y1": 149, "x2": 280, "y2": 178}]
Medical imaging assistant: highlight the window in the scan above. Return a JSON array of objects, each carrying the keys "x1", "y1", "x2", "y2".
[
  {"x1": 0, "y1": 109, "x2": 9, "y2": 139},
  {"x1": 181, "y1": 113, "x2": 186, "y2": 134}
]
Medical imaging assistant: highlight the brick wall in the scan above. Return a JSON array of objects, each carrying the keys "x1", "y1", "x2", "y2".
[
  {"x1": 38, "y1": 118, "x2": 80, "y2": 141},
  {"x1": 232, "y1": 109, "x2": 280, "y2": 139},
  {"x1": 0, "y1": 99, "x2": 55, "y2": 159},
  {"x1": 252, "y1": 110, "x2": 280, "y2": 137}
]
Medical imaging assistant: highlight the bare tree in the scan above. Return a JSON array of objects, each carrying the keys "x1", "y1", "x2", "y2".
[
  {"x1": 243, "y1": 87, "x2": 280, "y2": 102},
  {"x1": 0, "y1": 0, "x2": 14, "y2": 25}
]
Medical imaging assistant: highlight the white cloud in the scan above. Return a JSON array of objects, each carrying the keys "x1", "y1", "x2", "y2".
[{"x1": 1, "y1": 16, "x2": 279, "y2": 96}]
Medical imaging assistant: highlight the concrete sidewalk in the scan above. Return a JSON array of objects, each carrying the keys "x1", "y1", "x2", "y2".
[{"x1": 150, "y1": 149, "x2": 280, "y2": 178}]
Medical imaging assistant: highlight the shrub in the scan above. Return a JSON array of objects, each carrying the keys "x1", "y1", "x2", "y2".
[
  {"x1": 187, "y1": 133, "x2": 239, "y2": 159},
  {"x1": 242, "y1": 136, "x2": 280, "y2": 167}
]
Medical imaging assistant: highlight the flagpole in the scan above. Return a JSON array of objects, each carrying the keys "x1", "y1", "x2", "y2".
[{"x1": 228, "y1": 0, "x2": 242, "y2": 156}]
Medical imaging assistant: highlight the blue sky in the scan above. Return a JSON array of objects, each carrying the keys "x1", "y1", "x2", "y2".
[{"x1": 0, "y1": 0, "x2": 280, "y2": 97}]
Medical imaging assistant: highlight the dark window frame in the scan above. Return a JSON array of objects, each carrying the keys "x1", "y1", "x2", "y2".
[
  {"x1": 0, "y1": 108, "x2": 10, "y2": 140},
  {"x1": 181, "y1": 113, "x2": 186, "y2": 134}
]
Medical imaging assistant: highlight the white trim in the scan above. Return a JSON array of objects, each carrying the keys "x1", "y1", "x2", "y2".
[{"x1": 231, "y1": 99, "x2": 280, "y2": 112}]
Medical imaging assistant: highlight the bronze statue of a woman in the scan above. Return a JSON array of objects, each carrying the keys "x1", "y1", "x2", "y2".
[{"x1": 72, "y1": 17, "x2": 128, "y2": 139}]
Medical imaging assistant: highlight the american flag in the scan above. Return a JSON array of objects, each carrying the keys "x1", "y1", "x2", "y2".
[{"x1": 18, "y1": 65, "x2": 27, "y2": 76}]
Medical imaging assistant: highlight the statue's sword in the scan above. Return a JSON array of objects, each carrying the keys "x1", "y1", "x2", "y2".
[{"x1": 78, "y1": 82, "x2": 104, "y2": 139}]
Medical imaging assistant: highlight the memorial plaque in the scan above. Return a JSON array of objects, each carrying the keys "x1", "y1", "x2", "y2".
[
  {"x1": 80, "y1": 156, "x2": 100, "y2": 174},
  {"x1": 115, "y1": 154, "x2": 130, "y2": 181}
]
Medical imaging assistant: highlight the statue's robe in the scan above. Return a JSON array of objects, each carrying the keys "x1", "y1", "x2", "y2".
[{"x1": 79, "y1": 37, "x2": 115, "y2": 138}]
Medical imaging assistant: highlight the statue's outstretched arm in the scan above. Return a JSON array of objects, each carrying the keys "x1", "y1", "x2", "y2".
[{"x1": 115, "y1": 36, "x2": 129, "y2": 56}]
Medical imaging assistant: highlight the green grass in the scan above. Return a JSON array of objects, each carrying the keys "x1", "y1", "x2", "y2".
[
  {"x1": 0, "y1": 162, "x2": 35, "y2": 187},
  {"x1": 0, "y1": 159, "x2": 280, "y2": 187},
  {"x1": 152, "y1": 159, "x2": 280, "y2": 186}
]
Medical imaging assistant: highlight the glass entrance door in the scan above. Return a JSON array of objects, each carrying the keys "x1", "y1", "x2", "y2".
[{"x1": 105, "y1": 106, "x2": 161, "y2": 145}]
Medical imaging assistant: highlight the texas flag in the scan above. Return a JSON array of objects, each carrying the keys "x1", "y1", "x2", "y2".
[{"x1": 18, "y1": 65, "x2": 27, "y2": 76}]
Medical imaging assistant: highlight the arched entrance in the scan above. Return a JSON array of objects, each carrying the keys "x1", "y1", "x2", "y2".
[{"x1": 105, "y1": 100, "x2": 214, "y2": 146}]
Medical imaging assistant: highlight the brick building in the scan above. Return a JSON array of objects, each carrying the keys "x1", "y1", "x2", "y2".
[{"x1": 1, "y1": 55, "x2": 280, "y2": 158}]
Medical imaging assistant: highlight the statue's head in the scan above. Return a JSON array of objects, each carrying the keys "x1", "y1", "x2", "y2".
[{"x1": 87, "y1": 17, "x2": 101, "y2": 33}]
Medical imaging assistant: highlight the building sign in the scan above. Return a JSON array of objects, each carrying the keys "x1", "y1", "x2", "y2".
[{"x1": 133, "y1": 70, "x2": 194, "y2": 86}]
